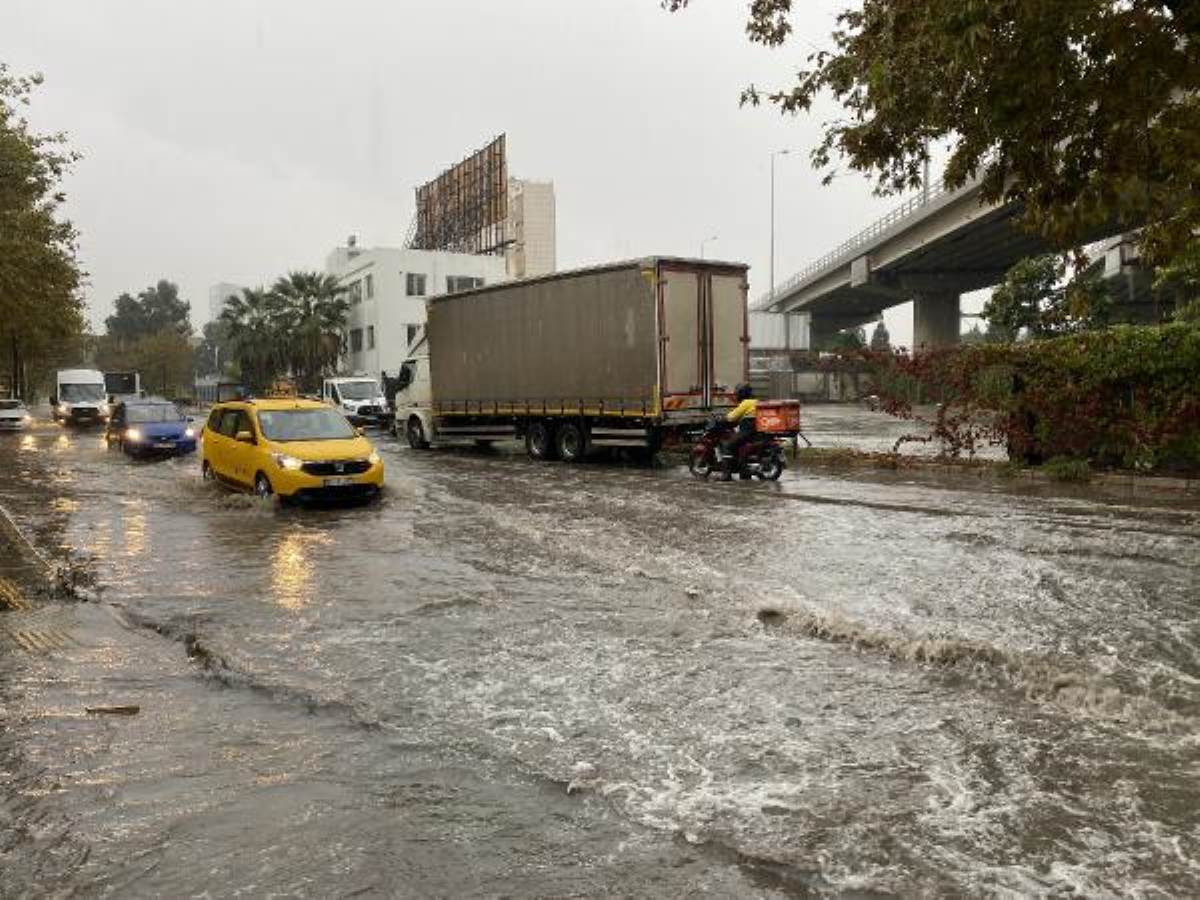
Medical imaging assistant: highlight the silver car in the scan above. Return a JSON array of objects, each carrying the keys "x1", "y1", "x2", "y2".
[{"x1": 0, "y1": 398, "x2": 32, "y2": 431}]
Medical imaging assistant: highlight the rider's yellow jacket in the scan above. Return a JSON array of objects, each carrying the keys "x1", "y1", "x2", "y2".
[{"x1": 726, "y1": 398, "x2": 758, "y2": 423}]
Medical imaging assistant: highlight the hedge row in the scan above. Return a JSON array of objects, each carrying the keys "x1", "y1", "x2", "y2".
[{"x1": 860, "y1": 323, "x2": 1200, "y2": 472}]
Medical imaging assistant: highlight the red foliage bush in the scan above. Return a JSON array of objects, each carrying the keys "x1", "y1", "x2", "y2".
[{"x1": 853, "y1": 323, "x2": 1200, "y2": 471}]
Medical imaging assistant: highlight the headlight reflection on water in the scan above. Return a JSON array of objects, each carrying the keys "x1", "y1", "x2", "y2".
[
  {"x1": 123, "y1": 506, "x2": 147, "y2": 558},
  {"x1": 271, "y1": 530, "x2": 332, "y2": 610}
]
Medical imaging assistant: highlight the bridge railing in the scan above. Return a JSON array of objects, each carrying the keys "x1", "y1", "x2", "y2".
[{"x1": 754, "y1": 169, "x2": 983, "y2": 310}]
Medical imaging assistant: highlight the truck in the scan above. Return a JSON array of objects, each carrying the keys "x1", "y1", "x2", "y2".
[
  {"x1": 390, "y1": 257, "x2": 749, "y2": 460},
  {"x1": 104, "y1": 371, "x2": 141, "y2": 403},
  {"x1": 52, "y1": 368, "x2": 109, "y2": 425},
  {"x1": 321, "y1": 376, "x2": 389, "y2": 427}
]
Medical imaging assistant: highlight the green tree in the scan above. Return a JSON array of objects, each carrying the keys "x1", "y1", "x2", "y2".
[
  {"x1": 105, "y1": 280, "x2": 192, "y2": 341},
  {"x1": 271, "y1": 271, "x2": 349, "y2": 392},
  {"x1": 0, "y1": 65, "x2": 85, "y2": 400},
  {"x1": 220, "y1": 287, "x2": 284, "y2": 391},
  {"x1": 831, "y1": 325, "x2": 867, "y2": 350},
  {"x1": 665, "y1": 1, "x2": 1200, "y2": 265},
  {"x1": 193, "y1": 318, "x2": 231, "y2": 378},
  {"x1": 960, "y1": 323, "x2": 987, "y2": 346},
  {"x1": 982, "y1": 254, "x2": 1113, "y2": 339},
  {"x1": 95, "y1": 329, "x2": 194, "y2": 399},
  {"x1": 869, "y1": 319, "x2": 891, "y2": 351},
  {"x1": 1153, "y1": 240, "x2": 1200, "y2": 322}
]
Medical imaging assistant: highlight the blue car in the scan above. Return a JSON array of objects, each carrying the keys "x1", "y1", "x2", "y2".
[{"x1": 105, "y1": 398, "x2": 198, "y2": 457}]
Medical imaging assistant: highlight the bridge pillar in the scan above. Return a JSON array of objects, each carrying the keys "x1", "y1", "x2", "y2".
[
  {"x1": 913, "y1": 292, "x2": 960, "y2": 349},
  {"x1": 809, "y1": 316, "x2": 843, "y2": 351}
]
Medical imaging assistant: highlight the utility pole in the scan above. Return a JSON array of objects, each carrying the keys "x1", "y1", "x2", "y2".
[{"x1": 771, "y1": 148, "x2": 791, "y2": 346}]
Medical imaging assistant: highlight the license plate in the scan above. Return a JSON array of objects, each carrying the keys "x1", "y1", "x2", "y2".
[
  {"x1": 154, "y1": 442, "x2": 174, "y2": 449},
  {"x1": 323, "y1": 476, "x2": 353, "y2": 487}
]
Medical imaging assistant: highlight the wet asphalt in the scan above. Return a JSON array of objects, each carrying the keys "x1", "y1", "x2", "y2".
[{"x1": 1, "y1": 409, "x2": 1199, "y2": 897}]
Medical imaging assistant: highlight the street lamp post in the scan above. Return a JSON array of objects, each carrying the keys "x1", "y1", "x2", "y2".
[
  {"x1": 700, "y1": 235, "x2": 718, "y2": 259},
  {"x1": 770, "y1": 148, "x2": 791, "y2": 345}
]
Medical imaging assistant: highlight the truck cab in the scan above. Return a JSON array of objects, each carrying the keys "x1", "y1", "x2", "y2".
[
  {"x1": 321, "y1": 376, "x2": 387, "y2": 427},
  {"x1": 391, "y1": 353, "x2": 434, "y2": 448},
  {"x1": 52, "y1": 369, "x2": 109, "y2": 426}
]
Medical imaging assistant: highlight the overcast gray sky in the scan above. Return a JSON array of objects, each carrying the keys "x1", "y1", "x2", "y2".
[{"x1": 3, "y1": 0, "x2": 970, "y2": 347}]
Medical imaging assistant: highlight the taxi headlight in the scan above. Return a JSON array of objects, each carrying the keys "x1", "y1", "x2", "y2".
[
  {"x1": 125, "y1": 427, "x2": 143, "y2": 442},
  {"x1": 368, "y1": 451, "x2": 381, "y2": 465},
  {"x1": 272, "y1": 452, "x2": 303, "y2": 471}
]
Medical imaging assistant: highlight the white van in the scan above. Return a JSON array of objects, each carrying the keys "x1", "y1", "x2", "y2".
[
  {"x1": 321, "y1": 376, "x2": 387, "y2": 426},
  {"x1": 53, "y1": 369, "x2": 109, "y2": 425}
]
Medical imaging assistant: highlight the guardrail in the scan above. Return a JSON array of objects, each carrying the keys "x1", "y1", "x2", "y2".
[{"x1": 754, "y1": 170, "x2": 985, "y2": 311}]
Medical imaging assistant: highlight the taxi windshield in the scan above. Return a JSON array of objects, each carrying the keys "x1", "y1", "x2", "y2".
[
  {"x1": 126, "y1": 404, "x2": 184, "y2": 424},
  {"x1": 257, "y1": 408, "x2": 356, "y2": 442}
]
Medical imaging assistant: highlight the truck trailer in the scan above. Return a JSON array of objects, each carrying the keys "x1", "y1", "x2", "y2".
[
  {"x1": 104, "y1": 371, "x2": 141, "y2": 403},
  {"x1": 390, "y1": 257, "x2": 749, "y2": 460}
]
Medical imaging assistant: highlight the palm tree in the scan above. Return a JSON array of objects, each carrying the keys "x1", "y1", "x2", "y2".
[
  {"x1": 271, "y1": 271, "x2": 349, "y2": 392},
  {"x1": 220, "y1": 287, "x2": 286, "y2": 391}
]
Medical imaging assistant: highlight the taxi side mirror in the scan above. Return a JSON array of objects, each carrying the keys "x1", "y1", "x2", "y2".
[{"x1": 236, "y1": 430, "x2": 255, "y2": 443}]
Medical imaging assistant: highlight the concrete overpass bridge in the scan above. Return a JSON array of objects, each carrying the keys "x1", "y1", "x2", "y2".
[{"x1": 756, "y1": 173, "x2": 1137, "y2": 348}]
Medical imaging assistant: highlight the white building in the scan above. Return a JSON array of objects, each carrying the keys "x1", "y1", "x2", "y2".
[
  {"x1": 749, "y1": 310, "x2": 810, "y2": 351},
  {"x1": 506, "y1": 179, "x2": 556, "y2": 279},
  {"x1": 208, "y1": 282, "x2": 245, "y2": 323},
  {"x1": 325, "y1": 242, "x2": 508, "y2": 377}
]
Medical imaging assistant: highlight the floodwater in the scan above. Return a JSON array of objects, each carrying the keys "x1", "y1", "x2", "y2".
[{"x1": 1, "y1": 410, "x2": 1199, "y2": 897}]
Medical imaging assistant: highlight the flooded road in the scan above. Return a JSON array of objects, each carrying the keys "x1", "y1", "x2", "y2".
[{"x1": 2, "y1": 415, "x2": 1199, "y2": 896}]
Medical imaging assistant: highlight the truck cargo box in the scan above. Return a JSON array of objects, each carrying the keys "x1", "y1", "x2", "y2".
[{"x1": 426, "y1": 257, "x2": 748, "y2": 422}]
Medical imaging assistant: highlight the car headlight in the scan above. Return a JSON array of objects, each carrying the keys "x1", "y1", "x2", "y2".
[
  {"x1": 184, "y1": 427, "x2": 196, "y2": 438},
  {"x1": 57, "y1": 403, "x2": 68, "y2": 414},
  {"x1": 368, "y1": 451, "x2": 381, "y2": 465},
  {"x1": 272, "y1": 452, "x2": 303, "y2": 470},
  {"x1": 125, "y1": 428, "x2": 142, "y2": 442}
]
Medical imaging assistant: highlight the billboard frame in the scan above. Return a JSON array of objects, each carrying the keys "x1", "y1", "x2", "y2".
[{"x1": 411, "y1": 134, "x2": 509, "y2": 256}]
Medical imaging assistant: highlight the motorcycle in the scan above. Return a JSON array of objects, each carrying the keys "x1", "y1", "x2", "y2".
[{"x1": 688, "y1": 417, "x2": 786, "y2": 481}]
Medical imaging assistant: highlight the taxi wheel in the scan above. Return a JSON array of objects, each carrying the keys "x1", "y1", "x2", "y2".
[
  {"x1": 202, "y1": 460, "x2": 215, "y2": 482},
  {"x1": 254, "y1": 473, "x2": 273, "y2": 498}
]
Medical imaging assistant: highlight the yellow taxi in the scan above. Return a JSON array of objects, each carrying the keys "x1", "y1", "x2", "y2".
[{"x1": 201, "y1": 397, "x2": 384, "y2": 501}]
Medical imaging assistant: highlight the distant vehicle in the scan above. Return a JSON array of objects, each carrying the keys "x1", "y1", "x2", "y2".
[
  {"x1": 390, "y1": 257, "x2": 750, "y2": 460},
  {"x1": 105, "y1": 398, "x2": 197, "y2": 457},
  {"x1": 52, "y1": 369, "x2": 109, "y2": 426},
  {"x1": 200, "y1": 397, "x2": 383, "y2": 502},
  {"x1": 321, "y1": 377, "x2": 387, "y2": 426},
  {"x1": 0, "y1": 398, "x2": 32, "y2": 432},
  {"x1": 104, "y1": 371, "x2": 141, "y2": 403}
]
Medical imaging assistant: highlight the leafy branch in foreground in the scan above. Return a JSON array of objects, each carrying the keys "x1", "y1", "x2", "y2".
[{"x1": 664, "y1": 1, "x2": 1200, "y2": 265}]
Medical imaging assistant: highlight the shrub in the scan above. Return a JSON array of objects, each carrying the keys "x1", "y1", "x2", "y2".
[{"x1": 858, "y1": 322, "x2": 1200, "y2": 473}]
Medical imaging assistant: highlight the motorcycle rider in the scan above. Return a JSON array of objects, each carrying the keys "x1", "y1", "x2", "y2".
[{"x1": 718, "y1": 382, "x2": 757, "y2": 481}]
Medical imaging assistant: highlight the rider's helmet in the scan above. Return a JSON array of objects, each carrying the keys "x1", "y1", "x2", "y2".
[{"x1": 735, "y1": 382, "x2": 753, "y2": 402}]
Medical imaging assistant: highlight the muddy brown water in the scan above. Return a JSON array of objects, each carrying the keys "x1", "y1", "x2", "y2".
[{"x1": 1, "y1": 418, "x2": 1198, "y2": 896}]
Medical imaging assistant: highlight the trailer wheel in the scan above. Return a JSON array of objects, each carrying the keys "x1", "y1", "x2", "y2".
[
  {"x1": 556, "y1": 422, "x2": 586, "y2": 462},
  {"x1": 406, "y1": 416, "x2": 430, "y2": 450},
  {"x1": 526, "y1": 420, "x2": 557, "y2": 460}
]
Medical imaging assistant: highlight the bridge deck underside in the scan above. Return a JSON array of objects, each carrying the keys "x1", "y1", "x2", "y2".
[{"x1": 789, "y1": 204, "x2": 1055, "y2": 327}]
